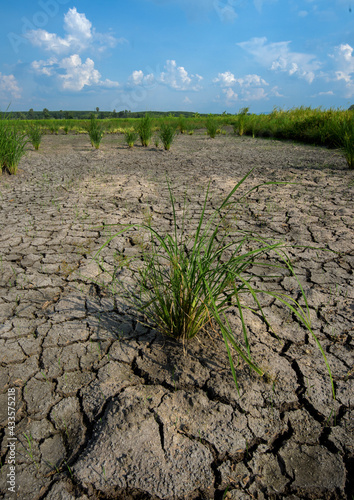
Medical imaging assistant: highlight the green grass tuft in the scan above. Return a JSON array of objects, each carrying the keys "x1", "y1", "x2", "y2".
[
  {"x1": 125, "y1": 130, "x2": 138, "y2": 148},
  {"x1": 87, "y1": 115, "x2": 104, "y2": 149},
  {"x1": 94, "y1": 170, "x2": 335, "y2": 398},
  {"x1": 0, "y1": 115, "x2": 28, "y2": 174},
  {"x1": 137, "y1": 113, "x2": 153, "y2": 147},
  {"x1": 27, "y1": 123, "x2": 43, "y2": 150},
  {"x1": 159, "y1": 123, "x2": 176, "y2": 150}
]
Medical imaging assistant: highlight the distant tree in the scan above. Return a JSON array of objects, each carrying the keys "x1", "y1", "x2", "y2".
[
  {"x1": 349, "y1": 104, "x2": 354, "y2": 111},
  {"x1": 43, "y1": 108, "x2": 51, "y2": 119},
  {"x1": 96, "y1": 107, "x2": 99, "y2": 114},
  {"x1": 28, "y1": 108, "x2": 35, "y2": 120}
]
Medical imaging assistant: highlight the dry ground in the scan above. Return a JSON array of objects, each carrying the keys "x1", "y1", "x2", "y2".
[{"x1": 0, "y1": 131, "x2": 353, "y2": 499}]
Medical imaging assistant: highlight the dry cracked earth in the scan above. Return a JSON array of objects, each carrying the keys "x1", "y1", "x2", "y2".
[{"x1": 0, "y1": 131, "x2": 353, "y2": 500}]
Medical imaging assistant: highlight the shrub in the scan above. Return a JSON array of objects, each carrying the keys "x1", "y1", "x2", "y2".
[
  {"x1": 87, "y1": 116, "x2": 104, "y2": 149},
  {"x1": 125, "y1": 130, "x2": 138, "y2": 148},
  {"x1": 27, "y1": 123, "x2": 43, "y2": 150},
  {"x1": 159, "y1": 123, "x2": 176, "y2": 150},
  {"x1": 94, "y1": 170, "x2": 334, "y2": 397},
  {"x1": 137, "y1": 113, "x2": 153, "y2": 147}
]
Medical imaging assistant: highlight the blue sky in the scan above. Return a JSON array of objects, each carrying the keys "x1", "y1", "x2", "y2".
[{"x1": 1, "y1": 0, "x2": 354, "y2": 113}]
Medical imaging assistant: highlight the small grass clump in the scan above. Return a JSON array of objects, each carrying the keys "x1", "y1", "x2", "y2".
[
  {"x1": 159, "y1": 123, "x2": 176, "y2": 150},
  {"x1": 0, "y1": 116, "x2": 28, "y2": 174},
  {"x1": 125, "y1": 130, "x2": 138, "y2": 148},
  {"x1": 94, "y1": 170, "x2": 334, "y2": 397},
  {"x1": 234, "y1": 107, "x2": 249, "y2": 136},
  {"x1": 206, "y1": 117, "x2": 217, "y2": 138},
  {"x1": 332, "y1": 114, "x2": 354, "y2": 169},
  {"x1": 137, "y1": 113, "x2": 153, "y2": 147},
  {"x1": 27, "y1": 123, "x2": 43, "y2": 150},
  {"x1": 87, "y1": 116, "x2": 104, "y2": 149},
  {"x1": 177, "y1": 114, "x2": 187, "y2": 134}
]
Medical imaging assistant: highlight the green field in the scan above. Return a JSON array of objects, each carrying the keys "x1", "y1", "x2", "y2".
[{"x1": 1, "y1": 107, "x2": 354, "y2": 173}]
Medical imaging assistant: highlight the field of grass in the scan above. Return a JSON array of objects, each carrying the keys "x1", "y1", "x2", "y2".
[{"x1": 1, "y1": 107, "x2": 354, "y2": 171}]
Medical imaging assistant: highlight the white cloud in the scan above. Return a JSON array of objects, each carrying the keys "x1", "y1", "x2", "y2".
[
  {"x1": 213, "y1": 71, "x2": 236, "y2": 86},
  {"x1": 215, "y1": 71, "x2": 273, "y2": 102},
  {"x1": 159, "y1": 60, "x2": 202, "y2": 90},
  {"x1": 128, "y1": 70, "x2": 155, "y2": 87},
  {"x1": 333, "y1": 43, "x2": 354, "y2": 96},
  {"x1": 32, "y1": 54, "x2": 119, "y2": 91},
  {"x1": 235, "y1": 74, "x2": 269, "y2": 87},
  {"x1": 240, "y1": 87, "x2": 268, "y2": 100},
  {"x1": 213, "y1": 71, "x2": 274, "y2": 102},
  {"x1": 238, "y1": 36, "x2": 320, "y2": 83},
  {"x1": 64, "y1": 7, "x2": 92, "y2": 41},
  {"x1": 0, "y1": 73, "x2": 21, "y2": 100},
  {"x1": 223, "y1": 87, "x2": 238, "y2": 101},
  {"x1": 31, "y1": 57, "x2": 58, "y2": 76},
  {"x1": 26, "y1": 7, "x2": 122, "y2": 54},
  {"x1": 214, "y1": 2, "x2": 238, "y2": 23},
  {"x1": 59, "y1": 55, "x2": 100, "y2": 90},
  {"x1": 183, "y1": 96, "x2": 192, "y2": 104}
]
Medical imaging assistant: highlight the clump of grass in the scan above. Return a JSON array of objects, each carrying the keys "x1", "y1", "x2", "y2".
[
  {"x1": 87, "y1": 115, "x2": 104, "y2": 149},
  {"x1": 27, "y1": 123, "x2": 43, "y2": 150},
  {"x1": 0, "y1": 116, "x2": 28, "y2": 175},
  {"x1": 234, "y1": 107, "x2": 249, "y2": 136},
  {"x1": 125, "y1": 130, "x2": 138, "y2": 148},
  {"x1": 48, "y1": 121, "x2": 60, "y2": 135},
  {"x1": 178, "y1": 115, "x2": 187, "y2": 134},
  {"x1": 159, "y1": 123, "x2": 176, "y2": 150},
  {"x1": 94, "y1": 170, "x2": 334, "y2": 397},
  {"x1": 332, "y1": 114, "x2": 354, "y2": 169},
  {"x1": 137, "y1": 113, "x2": 153, "y2": 147},
  {"x1": 62, "y1": 120, "x2": 72, "y2": 135},
  {"x1": 206, "y1": 116, "x2": 217, "y2": 138}
]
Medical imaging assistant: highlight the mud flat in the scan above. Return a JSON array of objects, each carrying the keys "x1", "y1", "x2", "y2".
[{"x1": 0, "y1": 131, "x2": 353, "y2": 499}]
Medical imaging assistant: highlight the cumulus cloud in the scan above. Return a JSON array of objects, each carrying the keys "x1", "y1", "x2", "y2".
[
  {"x1": 223, "y1": 87, "x2": 238, "y2": 101},
  {"x1": 31, "y1": 54, "x2": 119, "y2": 91},
  {"x1": 333, "y1": 43, "x2": 354, "y2": 96},
  {"x1": 214, "y1": 70, "x2": 274, "y2": 101},
  {"x1": 128, "y1": 70, "x2": 155, "y2": 88},
  {"x1": 31, "y1": 57, "x2": 58, "y2": 76},
  {"x1": 213, "y1": 71, "x2": 237, "y2": 86},
  {"x1": 238, "y1": 36, "x2": 320, "y2": 83},
  {"x1": 235, "y1": 74, "x2": 268, "y2": 87},
  {"x1": 161, "y1": 60, "x2": 203, "y2": 90},
  {"x1": 26, "y1": 7, "x2": 122, "y2": 54},
  {"x1": 130, "y1": 60, "x2": 202, "y2": 91},
  {"x1": 0, "y1": 73, "x2": 21, "y2": 100}
]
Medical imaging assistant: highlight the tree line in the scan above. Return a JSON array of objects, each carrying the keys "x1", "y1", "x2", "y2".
[{"x1": 0, "y1": 108, "x2": 217, "y2": 120}]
